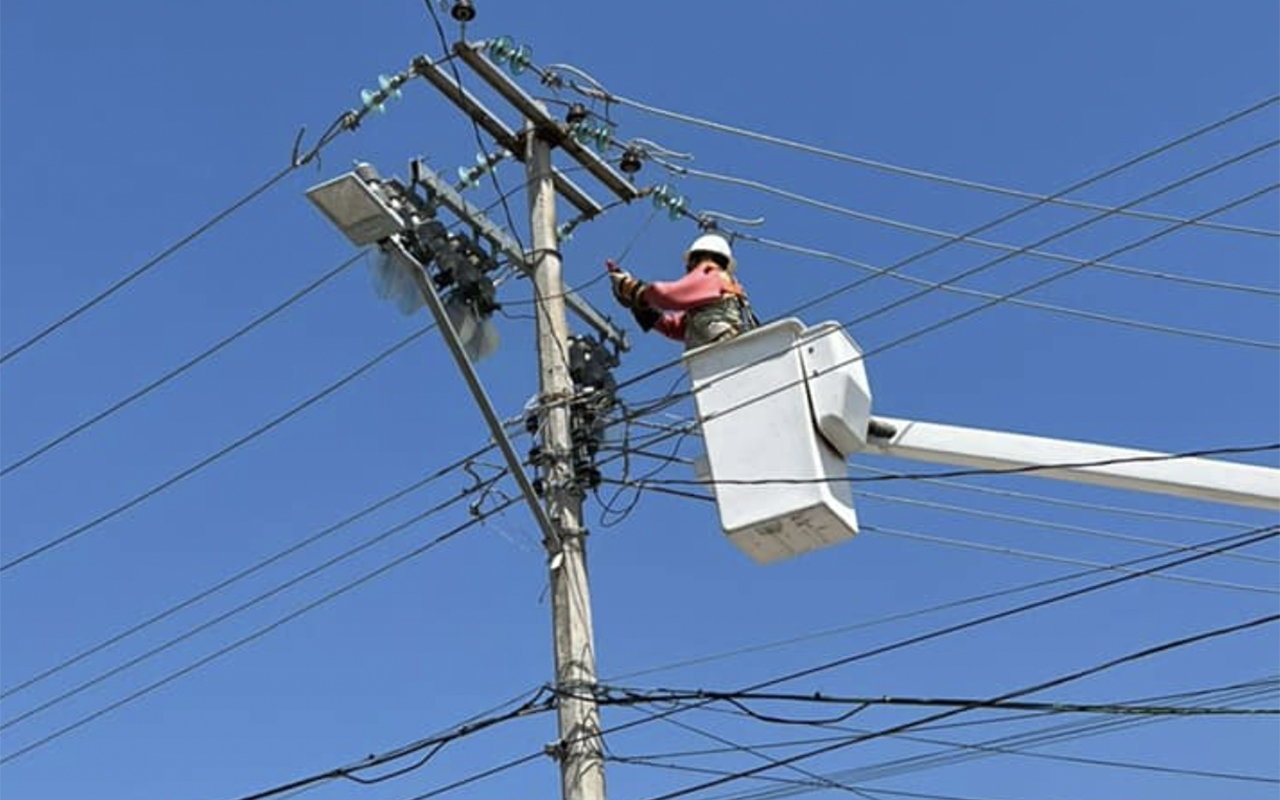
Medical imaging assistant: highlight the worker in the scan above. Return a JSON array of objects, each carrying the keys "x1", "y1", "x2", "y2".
[{"x1": 607, "y1": 232, "x2": 759, "y2": 350}]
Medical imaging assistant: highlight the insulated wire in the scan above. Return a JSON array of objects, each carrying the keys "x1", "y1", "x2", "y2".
[
  {"x1": 603, "y1": 466, "x2": 1275, "y2": 595},
  {"x1": 0, "y1": 325, "x2": 435, "y2": 573},
  {"x1": 0, "y1": 251, "x2": 367, "y2": 478},
  {"x1": 0, "y1": 107, "x2": 360, "y2": 367},
  {"x1": 852, "y1": 490, "x2": 1278, "y2": 566},
  {"x1": 0, "y1": 474, "x2": 503, "y2": 730},
  {"x1": 219, "y1": 685, "x2": 554, "y2": 800},
  {"x1": 0, "y1": 442, "x2": 497, "y2": 700},
  {"x1": 0, "y1": 494, "x2": 520, "y2": 765},
  {"x1": 576, "y1": 86, "x2": 1279, "y2": 238},
  {"x1": 611, "y1": 442, "x2": 1279, "y2": 488},
  {"x1": 610, "y1": 112, "x2": 1280, "y2": 398},
  {"x1": 0, "y1": 166, "x2": 294, "y2": 366},
  {"x1": 850, "y1": 461, "x2": 1264, "y2": 528},
  {"x1": 676, "y1": 165, "x2": 1280, "y2": 298},
  {"x1": 721, "y1": 681, "x2": 1280, "y2": 796},
  {"x1": 860, "y1": 524, "x2": 1274, "y2": 596},
  {"x1": 616, "y1": 181, "x2": 1280, "y2": 451},
  {"x1": 530, "y1": 527, "x2": 1280, "y2": 782},
  {"x1": 618, "y1": 678, "x2": 1279, "y2": 772},
  {"x1": 740, "y1": 233, "x2": 1278, "y2": 351},
  {"x1": 601, "y1": 414, "x2": 1264, "y2": 533},
  {"x1": 637, "y1": 612, "x2": 1280, "y2": 800}
]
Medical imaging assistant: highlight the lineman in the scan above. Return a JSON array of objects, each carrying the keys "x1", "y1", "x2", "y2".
[{"x1": 608, "y1": 233, "x2": 759, "y2": 350}]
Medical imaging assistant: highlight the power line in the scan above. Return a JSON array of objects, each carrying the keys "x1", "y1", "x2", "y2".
[
  {"x1": 0, "y1": 326, "x2": 433, "y2": 573},
  {"x1": 610, "y1": 111, "x2": 1280, "y2": 399},
  {"x1": 740, "y1": 233, "x2": 1278, "y2": 351},
  {"x1": 539, "y1": 527, "x2": 1280, "y2": 784},
  {"x1": 698, "y1": 679, "x2": 1280, "y2": 798},
  {"x1": 677, "y1": 164, "x2": 1280, "y2": 299},
  {"x1": 860, "y1": 522, "x2": 1276, "y2": 596},
  {"x1": 0, "y1": 109, "x2": 360, "y2": 367},
  {"x1": 217, "y1": 685, "x2": 554, "y2": 800},
  {"x1": 639, "y1": 612, "x2": 1280, "y2": 800},
  {"x1": 572, "y1": 85, "x2": 1279, "y2": 238},
  {"x1": 614, "y1": 442, "x2": 1280, "y2": 488},
  {"x1": 0, "y1": 443, "x2": 496, "y2": 699},
  {"x1": 0, "y1": 494, "x2": 518, "y2": 765},
  {"x1": 592, "y1": 686, "x2": 1279, "y2": 719},
  {"x1": 0, "y1": 252, "x2": 365, "y2": 478},
  {"x1": 0, "y1": 472, "x2": 505, "y2": 730}
]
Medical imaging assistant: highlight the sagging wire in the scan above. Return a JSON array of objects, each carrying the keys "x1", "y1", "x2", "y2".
[
  {"x1": 555, "y1": 71, "x2": 1280, "y2": 239},
  {"x1": 224, "y1": 685, "x2": 554, "y2": 800}
]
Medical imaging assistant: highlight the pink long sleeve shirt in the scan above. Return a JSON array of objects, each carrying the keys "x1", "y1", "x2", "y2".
[{"x1": 642, "y1": 265, "x2": 739, "y2": 342}]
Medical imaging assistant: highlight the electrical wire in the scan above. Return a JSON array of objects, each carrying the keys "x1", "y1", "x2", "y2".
[
  {"x1": 695, "y1": 679, "x2": 1280, "y2": 798},
  {"x1": 0, "y1": 325, "x2": 435, "y2": 574},
  {"x1": 217, "y1": 685, "x2": 554, "y2": 800},
  {"x1": 610, "y1": 172, "x2": 1280, "y2": 443},
  {"x1": 618, "y1": 677, "x2": 1279, "y2": 773},
  {"x1": 592, "y1": 686, "x2": 1278, "y2": 720},
  {"x1": 0, "y1": 442, "x2": 495, "y2": 700},
  {"x1": 637, "y1": 611, "x2": 1280, "y2": 800},
  {"x1": 608, "y1": 114, "x2": 1280, "y2": 400},
  {"x1": 0, "y1": 251, "x2": 366, "y2": 478},
  {"x1": 853, "y1": 492, "x2": 1278, "y2": 566},
  {"x1": 0, "y1": 493, "x2": 520, "y2": 765},
  {"x1": 569, "y1": 84, "x2": 1279, "y2": 239},
  {"x1": 677, "y1": 165, "x2": 1280, "y2": 298},
  {"x1": 739, "y1": 233, "x2": 1278, "y2": 351},
  {"x1": 0, "y1": 110, "x2": 359, "y2": 367},
  {"x1": 601, "y1": 412, "x2": 1268, "y2": 536},
  {"x1": 0, "y1": 471, "x2": 507, "y2": 730},
  {"x1": 499, "y1": 526, "x2": 1280, "y2": 789},
  {"x1": 611, "y1": 441, "x2": 1279, "y2": 488}
]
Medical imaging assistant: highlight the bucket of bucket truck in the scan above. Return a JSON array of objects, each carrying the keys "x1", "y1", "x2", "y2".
[{"x1": 682, "y1": 318, "x2": 874, "y2": 564}]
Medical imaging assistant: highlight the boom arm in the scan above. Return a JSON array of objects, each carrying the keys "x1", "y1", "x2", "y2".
[{"x1": 867, "y1": 417, "x2": 1279, "y2": 512}]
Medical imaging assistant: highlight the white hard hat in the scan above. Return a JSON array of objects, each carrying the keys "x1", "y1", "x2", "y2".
[{"x1": 684, "y1": 233, "x2": 736, "y2": 271}]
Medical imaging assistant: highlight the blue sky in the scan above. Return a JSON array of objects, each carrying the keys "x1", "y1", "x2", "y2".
[{"x1": 2, "y1": 2, "x2": 1278, "y2": 799}]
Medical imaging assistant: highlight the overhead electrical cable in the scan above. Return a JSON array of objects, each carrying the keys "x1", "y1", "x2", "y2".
[
  {"x1": 217, "y1": 685, "x2": 554, "y2": 800},
  {"x1": 851, "y1": 489, "x2": 1278, "y2": 564},
  {"x1": 608, "y1": 177, "x2": 1280, "y2": 442},
  {"x1": 571, "y1": 84, "x2": 1279, "y2": 238},
  {"x1": 0, "y1": 472, "x2": 507, "y2": 730},
  {"x1": 0, "y1": 252, "x2": 366, "y2": 478},
  {"x1": 0, "y1": 442, "x2": 493, "y2": 699},
  {"x1": 593, "y1": 686, "x2": 1279, "y2": 719},
  {"x1": 637, "y1": 612, "x2": 1280, "y2": 800},
  {"x1": 610, "y1": 108, "x2": 1280, "y2": 397},
  {"x1": 740, "y1": 233, "x2": 1277, "y2": 351},
  {"x1": 614, "y1": 442, "x2": 1279, "y2": 489},
  {"x1": 520, "y1": 528, "x2": 1279, "y2": 779},
  {"x1": 0, "y1": 108, "x2": 362, "y2": 367},
  {"x1": 676, "y1": 165, "x2": 1280, "y2": 299},
  {"x1": 860, "y1": 523, "x2": 1276, "y2": 596},
  {"x1": 0, "y1": 495, "x2": 519, "y2": 765},
  {"x1": 796, "y1": 147, "x2": 1279, "y2": 329},
  {"x1": 604, "y1": 414, "x2": 1264, "y2": 532},
  {"x1": 0, "y1": 326, "x2": 435, "y2": 573},
  {"x1": 711, "y1": 680, "x2": 1280, "y2": 796}
]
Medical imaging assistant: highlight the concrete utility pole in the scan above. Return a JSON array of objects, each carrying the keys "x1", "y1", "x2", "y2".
[{"x1": 527, "y1": 129, "x2": 608, "y2": 800}]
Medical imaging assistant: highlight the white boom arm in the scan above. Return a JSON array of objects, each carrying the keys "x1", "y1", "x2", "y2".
[{"x1": 869, "y1": 417, "x2": 1279, "y2": 512}]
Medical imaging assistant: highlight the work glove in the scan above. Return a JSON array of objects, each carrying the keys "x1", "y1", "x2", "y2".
[
  {"x1": 630, "y1": 303, "x2": 662, "y2": 332},
  {"x1": 609, "y1": 267, "x2": 647, "y2": 310}
]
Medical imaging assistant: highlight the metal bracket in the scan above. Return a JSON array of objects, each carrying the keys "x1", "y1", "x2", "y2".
[{"x1": 412, "y1": 162, "x2": 630, "y2": 350}]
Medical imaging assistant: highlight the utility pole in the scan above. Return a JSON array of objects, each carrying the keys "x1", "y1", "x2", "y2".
[{"x1": 527, "y1": 128, "x2": 607, "y2": 800}]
